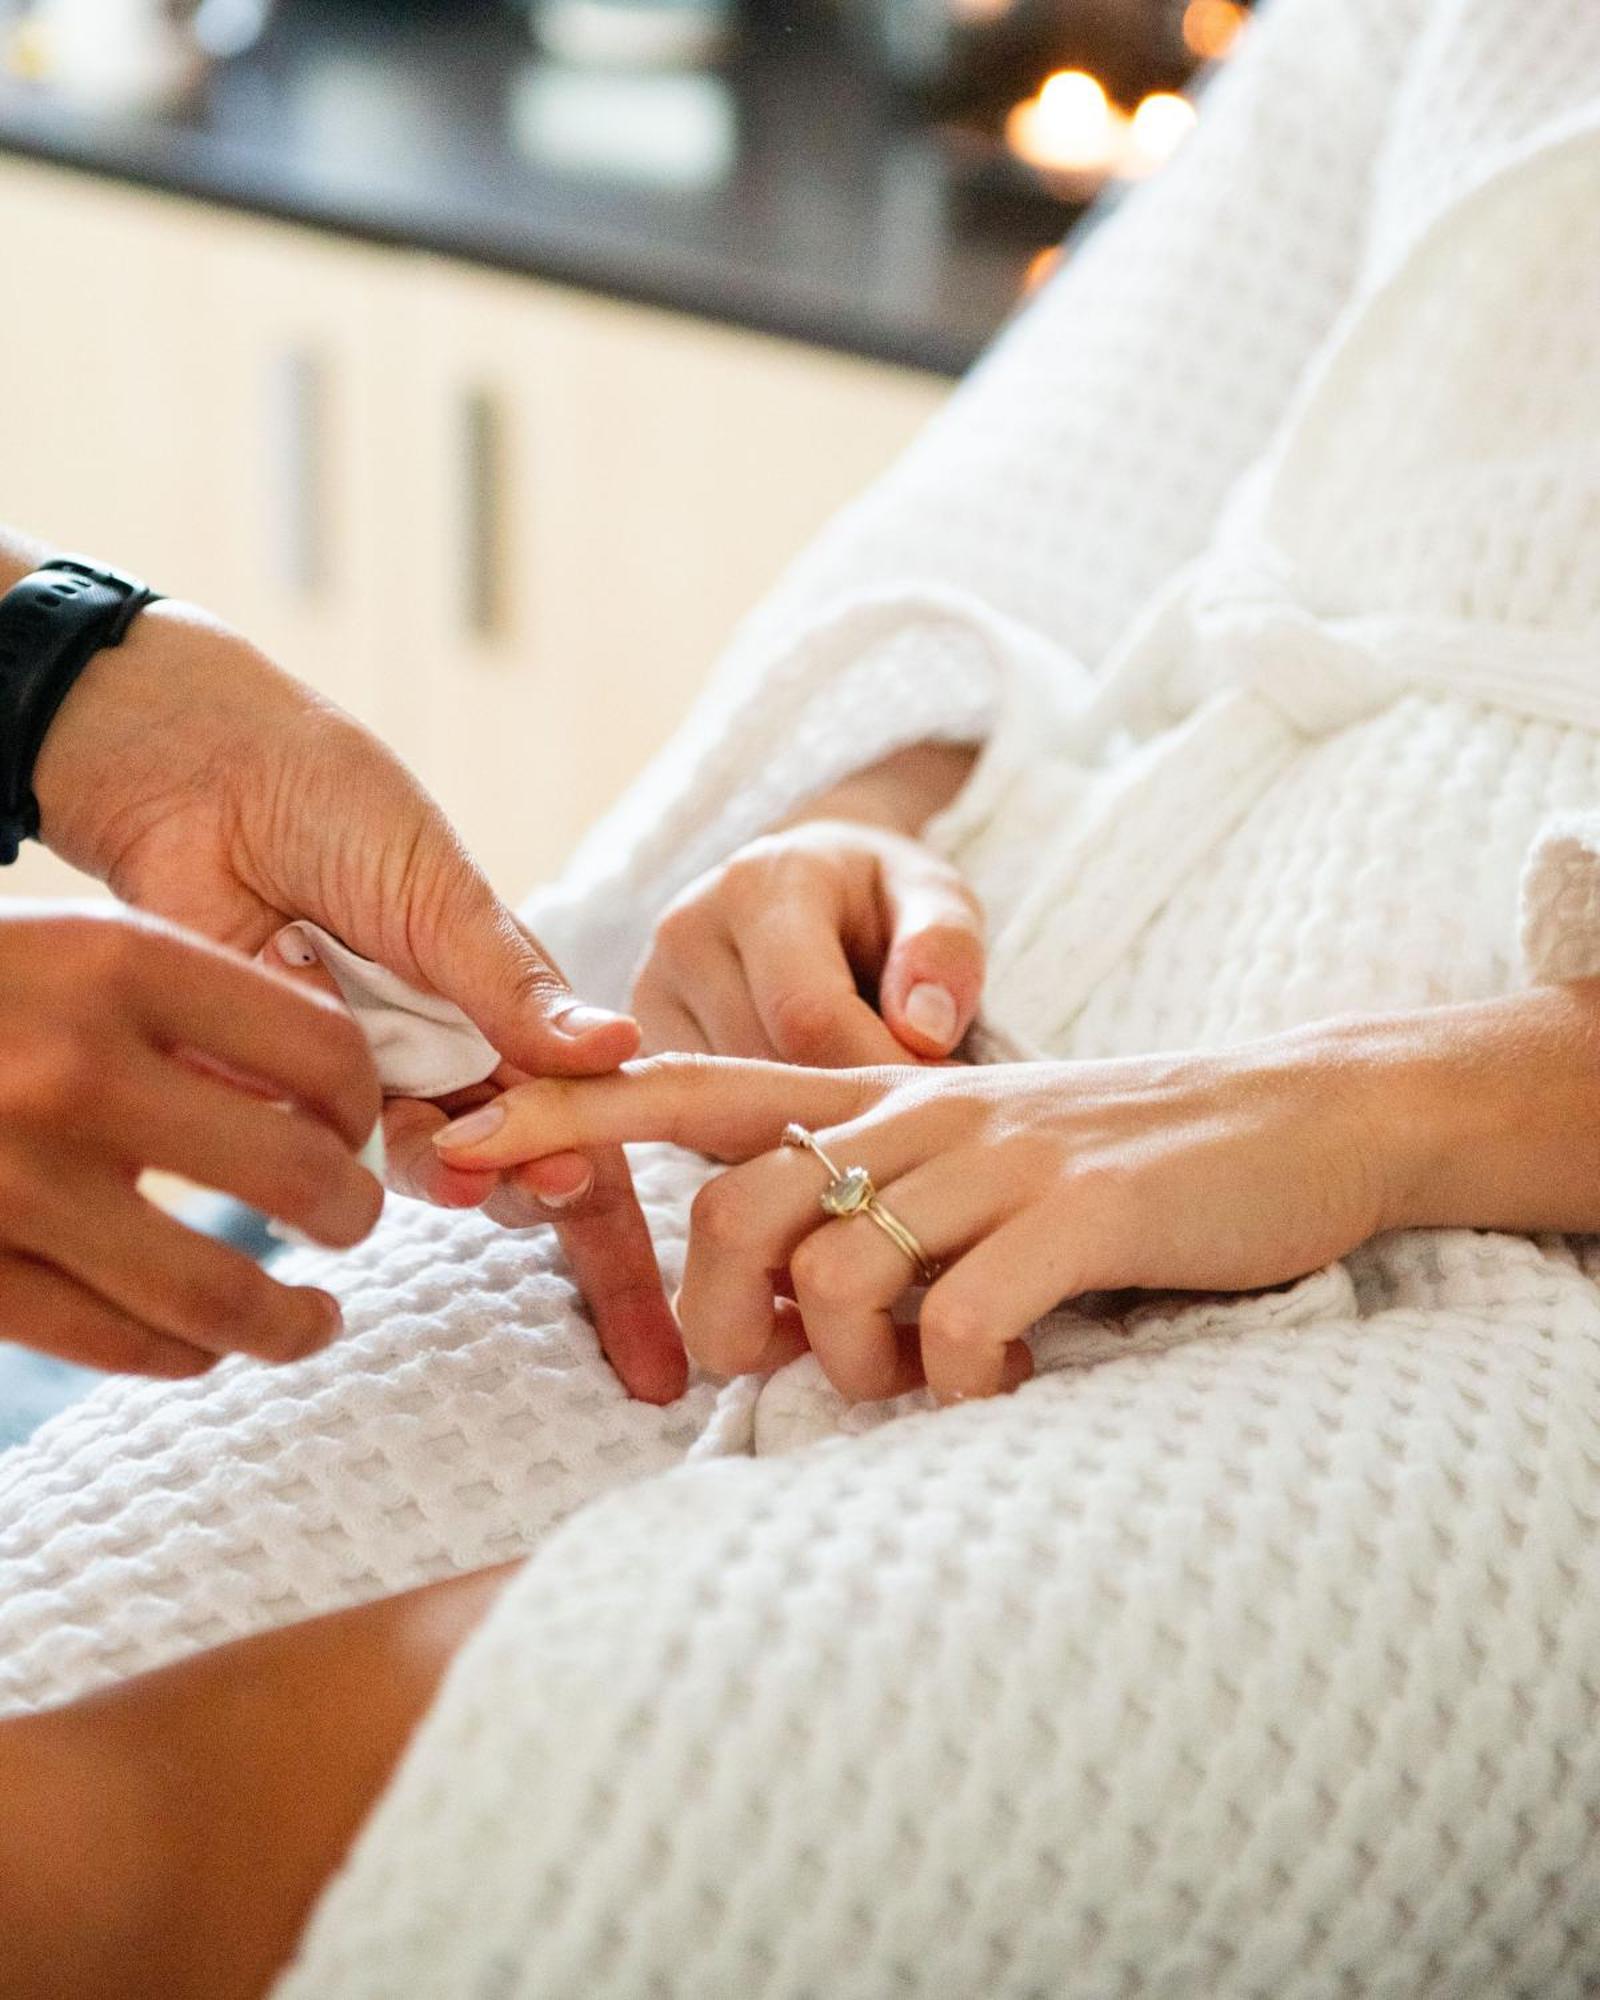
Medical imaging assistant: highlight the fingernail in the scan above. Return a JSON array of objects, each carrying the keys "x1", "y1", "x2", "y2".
[
  {"x1": 276, "y1": 925, "x2": 319, "y2": 969},
  {"x1": 904, "y1": 982, "x2": 959, "y2": 1047},
  {"x1": 537, "y1": 1170, "x2": 594, "y2": 1211},
  {"x1": 552, "y1": 1002, "x2": 631, "y2": 1040},
  {"x1": 433, "y1": 1101, "x2": 506, "y2": 1151}
]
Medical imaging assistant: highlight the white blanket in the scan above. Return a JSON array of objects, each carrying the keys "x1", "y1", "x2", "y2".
[{"x1": 4, "y1": 1, "x2": 1600, "y2": 1992}]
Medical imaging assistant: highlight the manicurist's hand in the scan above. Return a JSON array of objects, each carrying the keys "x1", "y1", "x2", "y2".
[
  {"x1": 434, "y1": 1030, "x2": 1396, "y2": 1405},
  {"x1": 0, "y1": 908, "x2": 383, "y2": 1377},
  {"x1": 632, "y1": 743, "x2": 984, "y2": 1067},
  {"x1": 32, "y1": 595, "x2": 685, "y2": 1402}
]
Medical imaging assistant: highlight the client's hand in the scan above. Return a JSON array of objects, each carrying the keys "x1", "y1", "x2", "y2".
[
  {"x1": 32, "y1": 598, "x2": 685, "y2": 1403},
  {"x1": 632, "y1": 743, "x2": 984, "y2": 1067},
  {"x1": 433, "y1": 1035, "x2": 1388, "y2": 1404},
  {"x1": 0, "y1": 908, "x2": 382, "y2": 1377}
]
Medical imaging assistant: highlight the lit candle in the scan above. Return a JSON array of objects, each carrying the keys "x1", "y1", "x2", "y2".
[
  {"x1": 1004, "y1": 72, "x2": 1199, "y2": 197},
  {"x1": 1003, "y1": 69, "x2": 1124, "y2": 200},
  {"x1": 1121, "y1": 90, "x2": 1199, "y2": 177}
]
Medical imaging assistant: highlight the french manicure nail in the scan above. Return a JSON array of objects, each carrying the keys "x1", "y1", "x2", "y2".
[
  {"x1": 276, "y1": 926, "x2": 318, "y2": 969},
  {"x1": 537, "y1": 1170, "x2": 594, "y2": 1211},
  {"x1": 904, "y1": 982, "x2": 959, "y2": 1046},
  {"x1": 552, "y1": 1002, "x2": 630, "y2": 1039},
  {"x1": 433, "y1": 1101, "x2": 506, "y2": 1150}
]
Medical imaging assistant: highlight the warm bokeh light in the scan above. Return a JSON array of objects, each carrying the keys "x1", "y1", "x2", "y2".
[
  {"x1": 1021, "y1": 244, "x2": 1064, "y2": 294},
  {"x1": 1182, "y1": 0, "x2": 1247, "y2": 61},
  {"x1": 1005, "y1": 69, "x2": 1118, "y2": 179},
  {"x1": 1123, "y1": 90, "x2": 1199, "y2": 175},
  {"x1": 1007, "y1": 71, "x2": 1198, "y2": 192}
]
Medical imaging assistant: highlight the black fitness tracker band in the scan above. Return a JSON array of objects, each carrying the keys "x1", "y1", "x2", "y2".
[{"x1": 0, "y1": 557, "x2": 162, "y2": 865}]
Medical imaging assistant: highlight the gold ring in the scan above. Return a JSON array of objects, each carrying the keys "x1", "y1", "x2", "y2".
[{"x1": 781, "y1": 1123, "x2": 938, "y2": 1286}]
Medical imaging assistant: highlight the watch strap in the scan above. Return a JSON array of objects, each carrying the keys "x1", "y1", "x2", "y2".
[{"x1": 0, "y1": 558, "x2": 162, "y2": 865}]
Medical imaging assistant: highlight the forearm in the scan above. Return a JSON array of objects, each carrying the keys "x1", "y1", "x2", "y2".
[
  {"x1": 1328, "y1": 980, "x2": 1600, "y2": 1238},
  {"x1": 778, "y1": 740, "x2": 979, "y2": 840}
]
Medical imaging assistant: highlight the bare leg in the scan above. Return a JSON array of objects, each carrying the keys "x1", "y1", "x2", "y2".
[{"x1": 0, "y1": 1563, "x2": 519, "y2": 2000}]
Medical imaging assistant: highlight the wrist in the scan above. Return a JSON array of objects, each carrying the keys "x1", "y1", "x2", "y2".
[
  {"x1": 32, "y1": 600, "x2": 298, "y2": 880},
  {"x1": 778, "y1": 742, "x2": 978, "y2": 841},
  {"x1": 1313, "y1": 985, "x2": 1600, "y2": 1238}
]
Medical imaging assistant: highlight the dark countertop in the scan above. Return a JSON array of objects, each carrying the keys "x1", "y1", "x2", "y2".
[{"x1": 0, "y1": 0, "x2": 1066, "y2": 376}]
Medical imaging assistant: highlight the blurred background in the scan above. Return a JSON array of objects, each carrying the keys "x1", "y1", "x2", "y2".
[{"x1": 0, "y1": 0, "x2": 1249, "y2": 908}]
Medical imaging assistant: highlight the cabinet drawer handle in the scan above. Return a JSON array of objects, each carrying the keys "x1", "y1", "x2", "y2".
[
  {"x1": 459, "y1": 386, "x2": 507, "y2": 641},
  {"x1": 266, "y1": 347, "x2": 328, "y2": 600}
]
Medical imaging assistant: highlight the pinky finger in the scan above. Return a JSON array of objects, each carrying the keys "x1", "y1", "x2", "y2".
[
  {"x1": 0, "y1": 1253, "x2": 215, "y2": 1380},
  {"x1": 918, "y1": 1224, "x2": 1065, "y2": 1403}
]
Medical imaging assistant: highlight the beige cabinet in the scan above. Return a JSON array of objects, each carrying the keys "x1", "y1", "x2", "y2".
[{"x1": 0, "y1": 157, "x2": 947, "y2": 902}]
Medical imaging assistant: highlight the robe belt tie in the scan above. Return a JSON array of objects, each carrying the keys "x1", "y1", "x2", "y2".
[{"x1": 979, "y1": 571, "x2": 1600, "y2": 1050}]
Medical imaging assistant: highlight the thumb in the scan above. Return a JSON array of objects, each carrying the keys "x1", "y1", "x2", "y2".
[
  {"x1": 417, "y1": 871, "x2": 639, "y2": 1078},
  {"x1": 876, "y1": 855, "x2": 985, "y2": 1059}
]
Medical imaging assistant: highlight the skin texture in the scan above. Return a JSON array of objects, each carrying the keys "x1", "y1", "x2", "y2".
[
  {"x1": 0, "y1": 909, "x2": 380, "y2": 1375},
  {"x1": 632, "y1": 744, "x2": 982, "y2": 1067},
  {"x1": 0, "y1": 1564, "x2": 517, "y2": 2000},
  {"x1": 437, "y1": 981, "x2": 1600, "y2": 1403},
  {"x1": 0, "y1": 529, "x2": 683, "y2": 1401}
]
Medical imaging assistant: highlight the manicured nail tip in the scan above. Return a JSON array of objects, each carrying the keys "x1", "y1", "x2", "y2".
[
  {"x1": 552, "y1": 1003, "x2": 631, "y2": 1039},
  {"x1": 275, "y1": 924, "x2": 319, "y2": 969},
  {"x1": 536, "y1": 1174, "x2": 594, "y2": 1211},
  {"x1": 904, "y1": 982, "x2": 960, "y2": 1047},
  {"x1": 432, "y1": 1101, "x2": 507, "y2": 1151}
]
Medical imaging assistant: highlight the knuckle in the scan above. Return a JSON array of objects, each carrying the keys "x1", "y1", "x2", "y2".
[
  {"x1": 71, "y1": 914, "x2": 151, "y2": 991},
  {"x1": 767, "y1": 988, "x2": 841, "y2": 1064},
  {"x1": 502, "y1": 955, "x2": 569, "y2": 1019},
  {"x1": 262, "y1": 1138, "x2": 345, "y2": 1227},
  {"x1": 10, "y1": 1029, "x2": 99, "y2": 1122},
  {"x1": 169, "y1": 1256, "x2": 261, "y2": 1342},
  {"x1": 917, "y1": 915, "x2": 985, "y2": 969},
  {"x1": 650, "y1": 897, "x2": 709, "y2": 962},
  {"x1": 791, "y1": 1233, "x2": 867, "y2": 1311},
  {"x1": 689, "y1": 1173, "x2": 760, "y2": 1252},
  {"x1": 920, "y1": 1292, "x2": 986, "y2": 1351}
]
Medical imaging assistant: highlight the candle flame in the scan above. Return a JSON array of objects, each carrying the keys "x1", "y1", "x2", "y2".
[
  {"x1": 1124, "y1": 91, "x2": 1198, "y2": 175},
  {"x1": 1005, "y1": 69, "x2": 1117, "y2": 176},
  {"x1": 1006, "y1": 72, "x2": 1197, "y2": 188}
]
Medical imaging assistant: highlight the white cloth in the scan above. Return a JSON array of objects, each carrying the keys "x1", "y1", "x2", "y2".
[
  {"x1": 4, "y1": 2, "x2": 1600, "y2": 1993},
  {"x1": 276, "y1": 922, "x2": 500, "y2": 1100}
]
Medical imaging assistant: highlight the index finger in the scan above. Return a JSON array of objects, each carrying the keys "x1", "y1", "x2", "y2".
[
  {"x1": 737, "y1": 895, "x2": 914, "y2": 1069},
  {"x1": 433, "y1": 1055, "x2": 876, "y2": 1170},
  {"x1": 547, "y1": 1145, "x2": 688, "y2": 1405}
]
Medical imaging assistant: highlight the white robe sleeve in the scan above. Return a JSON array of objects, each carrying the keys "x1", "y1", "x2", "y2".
[
  {"x1": 529, "y1": 0, "x2": 1431, "y2": 1005},
  {"x1": 1520, "y1": 811, "x2": 1600, "y2": 982}
]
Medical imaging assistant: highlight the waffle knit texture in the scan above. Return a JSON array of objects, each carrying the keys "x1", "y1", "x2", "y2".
[{"x1": 6, "y1": 0, "x2": 1600, "y2": 1992}]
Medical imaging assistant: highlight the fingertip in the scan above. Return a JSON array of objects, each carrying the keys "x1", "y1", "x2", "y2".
[
  {"x1": 1001, "y1": 1342, "x2": 1034, "y2": 1394},
  {"x1": 547, "y1": 1005, "x2": 641, "y2": 1068},
  {"x1": 518, "y1": 1152, "x2": 595, "y2": 1209},
  {"x1": 603, "y1": 1296, "x2": 690, "y2": 1405},
  {"x1": 896, "y1": 980, "x2": 962, "y2": 1055}
]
